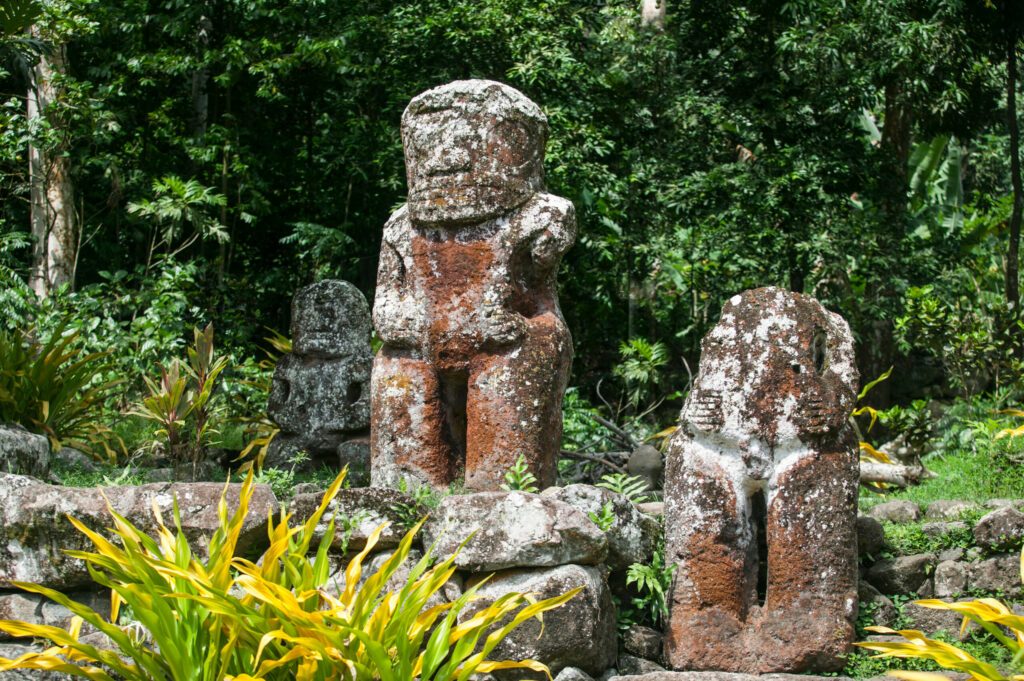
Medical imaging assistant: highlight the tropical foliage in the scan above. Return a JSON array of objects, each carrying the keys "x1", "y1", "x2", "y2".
[{"x1": 0, "y1": 470, "x2": 579, "y2": 681}]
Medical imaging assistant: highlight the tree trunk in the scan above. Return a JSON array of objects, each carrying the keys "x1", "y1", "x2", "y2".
[
  {"x1": 641, "y1": 0, "x2": 666, "y2": 29},
  {"x1": 1006, "y1": 25, "x2": 1022, "y2": 311},
  {"x1": 859, "y1": 462, "x2": 935, "y2": 488},
  {"x1": 27, "y1": 30, "x2": 77, "y2": 298}
]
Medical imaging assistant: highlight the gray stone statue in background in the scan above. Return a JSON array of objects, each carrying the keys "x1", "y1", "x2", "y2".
[
  {"x1": 664, "y1": 287, "x2": 860, "y2": 673},
  {"x1": 370, "y1": 79, "x2": 575, "y2": 491},
  {"x1": 267, "y1": 280, "x2": 372, "y2": 478}
]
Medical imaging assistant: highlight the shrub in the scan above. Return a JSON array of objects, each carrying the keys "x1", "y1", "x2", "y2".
[
  {"x1": 131, "y1": 323, "x2": 228, "y2": 477},
  {"x1": 856, "y1": 549, "x2": 1024, "y2": 681},
  {"x1": 0, "y1": 469, "x2": 579, "y2": 681},
  {"x1": 0, "y1": 323, "x2": 122, "y2": 460}
]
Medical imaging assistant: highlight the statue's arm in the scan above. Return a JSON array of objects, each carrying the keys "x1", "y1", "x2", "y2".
[
  {"x1": 373, "y1": 210, "x2": 423, "y2": 349},
  {"x1": 529, "y1": 195, "x2": 577, "y2": 271}
]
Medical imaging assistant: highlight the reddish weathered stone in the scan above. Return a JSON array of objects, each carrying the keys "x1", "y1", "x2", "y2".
[
  {"x1": 370, "y1": 80, "x2": 575, "y2": 491},
  {"x1": 663, "y1": 287, "x2": 860, "y2": 673}
]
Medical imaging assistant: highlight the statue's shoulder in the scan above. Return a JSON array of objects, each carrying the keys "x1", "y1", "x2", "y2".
[
  {"x1": 383, "y1": 205, "x2": 411, "y2": 243},
  {"x1": 515, "y1": 193, "x2": 576, "y2": 233}
]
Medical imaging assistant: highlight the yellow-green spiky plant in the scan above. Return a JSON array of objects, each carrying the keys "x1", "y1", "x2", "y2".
[
  {"x1": 0, "y1": 470, "x2": 579, "y2": 681},
  {"x1": 856, "y1": 548, "x2": 1024, "y2": 681}
]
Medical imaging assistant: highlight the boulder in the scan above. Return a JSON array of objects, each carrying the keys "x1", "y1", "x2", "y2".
[
  {"x1": 0, "y1": 425, "x2": 49, "y2": 479},
  {"x1": 423, "y1": 492, "x2": 607, "y2": 571},
  {"x1": 856, "y1": 515, "x2": 885, "y2": 557},
  {"x1": 986, "y1": 499, "x2": 1024, "y2": 511},
  {"x1": 627, "y1": 445, "x2": 663, "y2": 493},
  {"x1": 857, "y1": 581, "x2": 897, "y2": 627},
  {"x1": 0, "y1": 590, "x2": 109, "y2": 641},
  {"x1": 938, "y1": 548, "x2": 965, "y2": 563},
  {"x1": 867, "y1": 501, "x2": 920, "y2": 524},
  {"x1": 0, "y1": 643, "x2": 68, "y2": 680},
  {"x1": 866, "y1": 553, "x2": 935, "y2": 595},
  {"x1": 925, "y1": 500, "x2": 980, "y2": 521},
  {"x1": 288, "y1": 486, "x2": 421, "y2": 553},
  {"x1": 618, "y1": 655, "x2": 665, "y2": 676},
  {"x1": 51, "y1": 447, "x2": 95, "y2": 473},
  {"x1": 555, "y1": 669, "x2": 596, "y2": 681},
  {"x1": 933, "y1": 560, "x2": 969, "y2": 598},
  {"x1": 622, "y1": 624, "x2": 664, "y2": 664},
  {"x1": 327, "y1": 549, "x2": 462, "y2": 607},
  {"x1": 464, "y1": 564, "x2": 616, "y2": 677},
  {"x1": 542, "y1": 484, "x2": 659, "y2": 570},
  {"x1": 904, "y1": 600, "x2": 975, "y2": 640},
  {"x1": 636, "y1": 502, "x2": 664, "y2": 517},
  {"x1": 606, "y1": 673, "x2": 856, "y2": 681},
  {"x1": 973, "y1": 507, "x2": 1024, "y2": 552},
  {"x1": 921, "y1": 521, "x2": 967, "y2": 539},
  {"x1": 968, "y1": 553, "x2": 1023, "y2": 598},
  {"x1": 0, "y1": 473, "x2": 277, "y2": 589}
]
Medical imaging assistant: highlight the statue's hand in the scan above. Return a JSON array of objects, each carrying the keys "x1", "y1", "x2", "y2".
[
  {"x1": 685, "y1": 390, "x2": 724, "y2": 432},
  {"x1": 794, "y1": 393, "x2": 840, "y2": 437},
  {"x1": 482, "y1": 307, "x2": 527, "y2": 346}
]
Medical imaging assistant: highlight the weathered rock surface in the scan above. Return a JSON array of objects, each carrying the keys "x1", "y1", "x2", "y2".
[
  {"x1": 968, "y1": 553, "x2": 1023, "y2": 598},
  {"x1": 618, "y1": 655, "x2": 666, "y2": 676},
  {"x1": 327, "y1": 549, "x2": 462, "y2": 607},
  {"x1": 0, "y1": 643, "x2": 68, "y2": 680},
  {"x1": 921, "y1": 521, "x2": 967, "y2": 539},
  {"x1": 0, "y1": 590, "x2": 109, "y2": 641},
  {"x1": 663, "y1": 288, "x2": 860, "y2": 673},
  {"x1": 933, "y1": 560, "x2": 969, "y2": 598},
  {"x1": 370, "y1": 80, "x2": 575, "y2": 492},
  {"x1": 857, "y1": 515, "x2": 885, "y2": 557},
  {"x1": 0, "y1": 425, "x2": 49, "y2": 478},
  {"x1": 637, "y1": 501, "x2": 664, "y2": 517},
  {"x1": 541, "y1": 484, "x2": 658, "y2": 570},
  {"x1": 288, "y1": 486, "x2": 421, "y2": 553},
  {"x1": 974, "y1": 506, "x2": 1024, "y2": 552},
  {"x1": 904, "y1": 600, "x2": 974, "y2": 640},
  {"x1": 857, "y1": 581, "x2": 897, "y2": 627},
  {"x1": 627, "y1": 445, "x2": 663, "y2": 493},
  {"x1": 925, "y1": 500, "x2": 980, "y2": 521},
  {"x1": 290, "y1": 279, "x2": 372, "y2": 358},
  {"x1": 555, "y1": 668, "x2": 596, "y2": 681},
  {"x1": 623, "y1": 624, "x2": 664, "y2": 664},
  {"x1": 267, "y1": 279, "x2": 372, "y2": 470},
  {"x1": 51, "y1": 447, "x2": 95, "y2": 473},
  {"x1": 0, "y1": 474, "x2": 277, "y2": 588},
  {"x1": 464, "y1": 564, "x2": 616, "y2": 677},
  {"x1": 423, "y1": 492, "x2": 607, "y2": 571},
  {"x1": 607, "y1": 673, "x2": 856, "y2": 681},
  {"x1": 867, "y1": 500, "x2": 920, "y2": 524},
  {"x1": 866, "y1": 553, "x2": 935, "y2": 595}
]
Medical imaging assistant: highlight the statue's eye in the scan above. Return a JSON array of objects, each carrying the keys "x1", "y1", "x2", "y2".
[{"x1": 812, "y1": 329, "x2": 827, "y2": 374}]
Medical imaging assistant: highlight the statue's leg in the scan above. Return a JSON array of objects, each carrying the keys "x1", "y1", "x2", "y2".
[
  {"x1": 754, "y1": 442, "x2": 859, "y2": 672},
  {"x1": 370, "y1": 348, "x2": 454, "y2": 489},
  {"x1": 463, "y1": 314, "x2": 572, "y2": 491},
  {"x1": 664, "y1": 439, "x2": 758, "y2": 671}
]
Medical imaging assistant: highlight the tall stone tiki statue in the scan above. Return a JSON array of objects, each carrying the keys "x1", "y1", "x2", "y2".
[
  {"x1": 664, "y1": 287, "x2": 860, "y2": 673},
  {"x1": 370, "y1": 80, "x2": 575, "y2": 491}
]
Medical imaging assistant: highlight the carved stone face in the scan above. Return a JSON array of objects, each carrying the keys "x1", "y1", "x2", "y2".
[{"x1": 402, "y1": 80, "x2": 547, "y2": 226}]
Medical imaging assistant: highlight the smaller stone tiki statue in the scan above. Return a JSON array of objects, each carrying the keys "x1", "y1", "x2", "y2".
[
  {"x1": 267, "y1": 280, "x2": 372, "y2": 473},
  {"x1": 370, "y1": 79, "x2": 575, "y2": 491},
  {"x1": 664, "y1": 287, "x2": 860, "y2": 673}
]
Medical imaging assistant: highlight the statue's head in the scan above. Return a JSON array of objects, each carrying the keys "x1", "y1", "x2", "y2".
[
  {"x1": 402, "y1": 80, "x2": 548, "y2": 226},
  {"x1": 690, "y1": 287, "x2": 858, "y2": 445}
]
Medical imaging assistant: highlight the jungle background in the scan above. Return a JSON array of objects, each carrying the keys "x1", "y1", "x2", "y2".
[{"x1": 3, "y1": 0, "x2": 1024, "y2": 486}]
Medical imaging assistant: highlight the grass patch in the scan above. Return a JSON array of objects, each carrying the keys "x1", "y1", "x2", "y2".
[
  {"x1": 880, "y1": 517, "x2": 978, "y2": 556},
  {"x1": 860, "y1": 438, "x2": 1024, "y2": 511}
]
